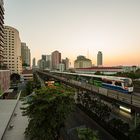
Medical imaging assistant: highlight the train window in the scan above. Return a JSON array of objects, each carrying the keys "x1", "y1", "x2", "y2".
[
  {"x1": 115, "y1": 81, "x2": 122, "y2": 86},
  {"x1": 123, "y1": 79, "x2": 133, "y2": 87},
  {"x1": 106, "y1": 80, "x2": 112, "y2": 84},
  {"x1": 93, "y1": 77, "x2": 102, "y2": 81},
  {"x1": 102, "y1": 78, "x2": 112, "y2": 84},
  {"x1": 103, "y1": 79, "x2": 112, "y2": 84}
]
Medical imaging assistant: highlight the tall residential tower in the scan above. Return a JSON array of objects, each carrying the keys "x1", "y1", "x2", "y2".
[
  {"x1": 21, "y1": 42, "x2": 31, "y2": 67},
  {"x1": 51, "y1": 50, "x2": 61, "y2": 70},
  {"x1": 32, "y1": 57, "x2": 36, "y2": 68},
  {"x1": 4, "y1": 26, "x2": 22, "y2": 74},
  {"x1": 97, "y1": 51, "x2": 103, "y2": 66},
  {"x1": 0, "y1": 0, "x2": 4, "y2": 66}
]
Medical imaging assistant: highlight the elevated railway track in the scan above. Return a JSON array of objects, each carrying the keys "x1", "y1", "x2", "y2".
[{"x1": 36, "y1": 70, "x2": 140, "y2": 112}]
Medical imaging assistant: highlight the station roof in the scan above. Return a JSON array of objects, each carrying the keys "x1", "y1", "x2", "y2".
[{"x1": 76, "y1": 67, "x2": 123, "y2": 70}]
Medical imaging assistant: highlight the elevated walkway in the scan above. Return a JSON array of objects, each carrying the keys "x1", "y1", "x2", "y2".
[{"x1": 0, "y1": 92, "x2": 21, "y2": 140}]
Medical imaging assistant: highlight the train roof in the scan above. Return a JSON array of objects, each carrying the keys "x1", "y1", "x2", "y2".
[{"x1": 50, "y1": 71, "x2": 131, "y2": 82}]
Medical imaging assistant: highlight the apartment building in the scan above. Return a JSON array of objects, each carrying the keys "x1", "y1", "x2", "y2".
[{"x1": 4, "y1": 26, "x2": 22, "y2": 74}]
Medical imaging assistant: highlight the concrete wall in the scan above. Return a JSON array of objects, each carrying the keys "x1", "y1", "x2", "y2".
[{"x1": 0, "y1": 70, "x2": 10, "y2": 94}]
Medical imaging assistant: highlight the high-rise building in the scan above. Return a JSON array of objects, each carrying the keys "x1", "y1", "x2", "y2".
[
  {"x1": 36, "y1": 55, "x2": 48, "y2": 70},
  {"x1": 37, "y1": 55, "x2": 47, "y2": 70},
  {"x1": 74, "y1": 56, "x2": 92, "y2": 68},
  {"x1": 97, "y1": 51, "x2": 103, "y2": 66},
  {"x1": 4, "y1": 26, "x2": 22, "y2": 74},
  {"x1": 58, "y1": 63, "x2": 65, "y2": 72},
  {"x1": 42, "y1": 55, "x2": 46, "y2": 61},
  {"x1": 21, "y1": 42, "x2": 31, "y2": 67},
  {"x1": 37, "y1": 59, "x2": 41, "y2": 69},
  {"x1": 0, "y1": 0, "x2": 4, "y2": 66},
  {"x1": 46, "y1": 55, "x2": 51, "y2": 69},
  {"x1": 51, "y1": 50, "x2": 61, "y2": 70},
  {"x1": 32, "y1": 57, "x2": 36, "y2": 68},
  {"x1": 62, "y1": 57, "x2": 69, "y2": 70},
  {"x1": 37, "y1": 59, "x2": 46, "y2": 70}
]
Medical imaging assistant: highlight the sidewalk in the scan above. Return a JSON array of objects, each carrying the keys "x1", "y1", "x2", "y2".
[
  {"x1": 0, "y1": 99, "x2": 17, "y2": 140},
  {"x1": 2, "y1": 101, "x2": 28, "y2": 140}
]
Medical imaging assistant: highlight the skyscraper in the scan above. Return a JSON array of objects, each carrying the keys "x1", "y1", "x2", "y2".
[
  {"x1": 32, "y1": 57, "x2": 36, "y2": 68},
  {"x1": 51, "y1": 50, "x2": 61, "y2": 70},
  {"x1": 46, "y1": 55, "x2": 51, "y2": 69},
  {"x1": 42, "y1": 55, "x2": 46, "y2": 61},
  {"x1": 62, "y1": 57, "x2": 69, "y2": 70},
  {"x1": 4, "y1": 26, "x2": 22, "y2": 74},
  {"x1": 21, "y1": 42, "x2": 31, "y2": 67},
  {"x1": 37, "y1": 55, "x2": 48, "y2": 70},
  {"x1": 0, "y1": 0, "x2": 4, "y2": 66},
  {"x1": 97, "y1": 51, "x2": 103, "y2": 66}
]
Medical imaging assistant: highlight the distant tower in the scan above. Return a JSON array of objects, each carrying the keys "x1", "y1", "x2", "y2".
[
  {"x1": 46, "y1": 55, "x2": 51, "y2": 69},
  {"x1": 51, "y1": 50, "x2": 61, "y2": 70},
  {"x1": 32, "y1": 58, "x2": 36, "y2": 68},
  {"x1": 97, "y1": 51, "x2": 103, "y2": 66},
  {"x1": 21, "y1": 42, "x2": 31, "y2": 67},
  {"x1": 42, "y1": 55, "x2": 46, "y2": 61},
  {"x1": 62, "y1": 57, "x2": 69, "y2": 70}
]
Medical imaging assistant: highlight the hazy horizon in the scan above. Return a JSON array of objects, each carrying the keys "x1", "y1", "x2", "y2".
[{"x1": 4, "y1": 0, "x2": 140, "y2": 67}]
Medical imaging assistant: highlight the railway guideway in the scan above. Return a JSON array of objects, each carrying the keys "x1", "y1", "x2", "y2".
[
  {"x1": 37, "y1": 71, "x2": 140, "y2": 112},
  {"x1": 98, "y1": 87, "x2": 140, "y2": 108}
]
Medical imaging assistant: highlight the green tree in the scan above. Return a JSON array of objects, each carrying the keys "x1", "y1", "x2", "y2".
[
  {"x1": 77, "y1": 127, "x2": 100, "y2": 140},
  {"x1": 26, "y1": 81, "x2": 33, "y2": 96},
  {"x1": 22, "y1": 63, "x2": 29, "y2": 67},
  {"x1": 82, "y1": 92, "x2": 91, "y2": 109},
  {"x1": 108, "y1": 118, "x2": 129, "y2": 133},
  {"x1": 10, "y1": 73, "x2": 20, "y2": 83},
  {"x1": 96, "y1": 103, "x2": 111, "y2": 121},
  {"x1": 129, "y1": 124, "x2": 140, "y2": 140},
  {"x1": 22, "y1": 87, "x2": 74, "y2": 140},
  {"x1": 33, "y1": 74, "x2": 41, "y2": 89}
]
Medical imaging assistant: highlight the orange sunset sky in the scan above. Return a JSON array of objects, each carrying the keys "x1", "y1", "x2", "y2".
[{"x1": 4, "y1": 0, "x2": 140, "y2": 67}]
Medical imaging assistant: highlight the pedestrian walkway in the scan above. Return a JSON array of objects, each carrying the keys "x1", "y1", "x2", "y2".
[
  {"x1": 2, "y1": 101, "x2": 28, "y2": 140},
  {"x1": 0, "y1": 100, "x2": 17, "y2": 140}
]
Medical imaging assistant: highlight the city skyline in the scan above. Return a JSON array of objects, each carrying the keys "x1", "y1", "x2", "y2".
[{"x1": 4, "y1": 0, "x2": 140, "y2": 66}]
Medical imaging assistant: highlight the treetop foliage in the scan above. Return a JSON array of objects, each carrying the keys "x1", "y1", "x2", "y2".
[
  {"x1": 21, "y1": 86, "x2": 75, "y2": 140},
  {"x1": 77, "y1": 127, "x2": 100, "y2": 140}
]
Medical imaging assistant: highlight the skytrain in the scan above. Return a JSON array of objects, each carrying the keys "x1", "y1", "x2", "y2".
[{"x1": 50, "y1": 71, "x2": 133, "y2": 93}]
